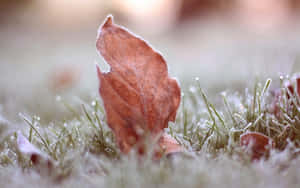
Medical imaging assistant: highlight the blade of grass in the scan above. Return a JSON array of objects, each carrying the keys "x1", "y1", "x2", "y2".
[{"x1": 19, "y1": 113, "x2": 52, "y2": 155}]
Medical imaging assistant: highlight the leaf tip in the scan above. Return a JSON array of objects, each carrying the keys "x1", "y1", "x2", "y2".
[
  {"x1": 96, "y1": 15, "x2": 114, "y2": 51},
  {"x1": 103, "y1": 15, "x2": 113, "y2": 28}
]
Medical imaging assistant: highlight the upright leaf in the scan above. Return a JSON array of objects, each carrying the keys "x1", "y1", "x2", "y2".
[{"x1": 96, "y1": 16, "x2": 181, "y2": 154}]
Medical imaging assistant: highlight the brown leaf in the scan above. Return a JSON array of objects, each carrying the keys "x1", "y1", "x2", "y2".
[
  {"x1": 271, "y1": 76, "x2": 300, "y2": 117},
  {"x1": 155, "y1": 133, "x2": 183, "y2": 159},
  {"x1": 50, "y1": 65, "x2": 81, "y2": 91},
  {"x1": 286, "y1": 76, "x2": 300, "y2": 97},
  {"x1": 240, "y1": 132, "x2": 275, "y2": 160},
  {"x1": 96, "y1": 16, "x2": 181, "y2": 154}
]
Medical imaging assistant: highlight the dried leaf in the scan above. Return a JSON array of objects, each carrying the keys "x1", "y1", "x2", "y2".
[
  {"x1": 50, "y1": 65, "x2": 81, "y2": 91},
  {"x1": 155, "y1": 133, "x2": 183, "y2": 159},
  {"x1": 240, "y1": 132, "x2": 275, "y2": 160},
  {"x1": 96, "y1": 16, "x2": 181, "y2": 155},
  {"x1": 287, "y1": 76, "x2": 300, "y2": 97},
  {"x1": 17, "y1": 131, "x2": 53, "y2": 174},
  {"x1": 271, "y1": 76, "x2": 300, "y2": 117}
]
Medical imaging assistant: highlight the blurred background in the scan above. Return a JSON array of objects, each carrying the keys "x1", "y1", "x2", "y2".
[{"x1": 1, "y1": 0, "x2": 300, "y2": 121}]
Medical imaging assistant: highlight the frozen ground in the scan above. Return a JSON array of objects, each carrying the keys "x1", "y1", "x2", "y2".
[{"x1": 1, "y1": 18, "x2": 300, "y2": 187}]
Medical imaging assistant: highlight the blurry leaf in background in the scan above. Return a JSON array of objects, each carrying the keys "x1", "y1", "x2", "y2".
[
  {"x1": 234, "y1": 0, "x2": 295, "y2": 32},
  {"x1": 50, "y1": 65, "x2": 82, "y2": 92},
  {"x1": 112, "y1": 0, "x2": 182, "y2": 34}
]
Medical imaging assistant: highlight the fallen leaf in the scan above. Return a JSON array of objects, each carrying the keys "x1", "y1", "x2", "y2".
[
  {"x1": 17, "y1": 131, "x2": 53, "y2": 174},
  {"x1": 50, "y1": 65, "x2": 81, "y2": 91},
  {"x1": 240, "y1": 132, "x2": 275, "y2": 160},
  {"x1": 96, "y1": 16, "x2": 181, "y2": 156},
  {"x1": 271, "y1": 76, "x2": 300, "y2": 117},
  {"x1": 286, "y1": 76, "x2": 300, "y2": 97},
  {"x1": 154, "y1": 133, "x2": 183, "y2": 159}
]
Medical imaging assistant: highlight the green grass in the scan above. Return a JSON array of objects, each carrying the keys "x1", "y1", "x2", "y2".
[{"x1": 1, "y1": 75, "x2": 300, "y2": 187}]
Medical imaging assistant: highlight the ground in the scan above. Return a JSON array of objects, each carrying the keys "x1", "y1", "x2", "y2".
[{"x1": 1, "y1": 20, "x2": 300, "y2": 188}]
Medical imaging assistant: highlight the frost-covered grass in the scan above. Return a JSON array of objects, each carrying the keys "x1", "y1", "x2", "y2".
[{"x1": 1, "y1": 70, "x2": 300, "y2": 187}]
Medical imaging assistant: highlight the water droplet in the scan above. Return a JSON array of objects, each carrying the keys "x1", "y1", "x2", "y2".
[
  {"x1": 220, "y1": 91, "x2": 227, "y2": 97},
  {"x1": 189, "y1": 86, "x2": 196, "y2": 93}
]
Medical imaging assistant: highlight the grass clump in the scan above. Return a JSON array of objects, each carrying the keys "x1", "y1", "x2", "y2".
[{"x1": 1, "y1": 75, "x2": 300, "y2": 187}]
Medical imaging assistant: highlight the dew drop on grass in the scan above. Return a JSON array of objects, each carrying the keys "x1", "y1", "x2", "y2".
[
  {"x1": 189, "y1": 86, "x2": 196, "y2": 93},
  {"x1": 35, "y1": 116, "x2": 40, "y2": 121},
  {"x1": 220, "y1": 91, "x2": 227, "y2": 97},
  {"x1": 280, "y1": 76, "x2": 284, "y2": 81}
]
